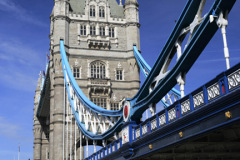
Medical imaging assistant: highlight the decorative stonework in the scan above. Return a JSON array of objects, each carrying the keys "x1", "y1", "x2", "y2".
[
  {"x1": 75, "y1": 59, "x2": 79, "y2": 66},
  {"x1": 113, "y1": 94, "x2": 117, "y2": 101},
  {"x1": 118, "y1": 62, "x2": 122, "y2": 68}
]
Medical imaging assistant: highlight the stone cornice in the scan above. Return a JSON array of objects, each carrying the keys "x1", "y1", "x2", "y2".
[
  {"x1": 126, "y1": 22, "x2": 141, "y2": 28},
  {"x1": 52, "y1": 15, "x2": 71, "y2": 22},
  {"x1": 69, "y1": 19, "x2": 127, "y2": 26}
]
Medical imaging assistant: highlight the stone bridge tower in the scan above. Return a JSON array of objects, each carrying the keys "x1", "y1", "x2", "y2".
[{"x1": 33, "y1": 0, "x2": 140, "y2": 159}]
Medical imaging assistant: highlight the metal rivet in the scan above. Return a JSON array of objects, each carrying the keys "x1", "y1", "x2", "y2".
[
  {"x1": 179, "y1": 131, "x2": 183, "y2": 138},
  {"x1": 149, "y1": 144, "x2": 153, "y2": 150},
  {"x1": 225, "y1": 111, "x2": 232, "y2": 119}
]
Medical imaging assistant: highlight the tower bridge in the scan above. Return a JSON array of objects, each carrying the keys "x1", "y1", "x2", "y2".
[{"x1": 33, "y1": 0, "x2": 240, "y2": 160}]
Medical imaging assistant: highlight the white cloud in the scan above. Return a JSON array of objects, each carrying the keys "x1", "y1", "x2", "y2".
[{"x1": 0, "y1": 0, "x2": 47, "y2": 27}]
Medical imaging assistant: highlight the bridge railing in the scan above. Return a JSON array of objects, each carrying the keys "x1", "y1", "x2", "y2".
[{"x1": 84, "y1": 62, "x2": 240, "y2": 160}]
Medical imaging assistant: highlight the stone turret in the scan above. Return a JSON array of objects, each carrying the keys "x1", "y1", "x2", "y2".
[
  {"x1": 124, "y1": 0, "x2": 140, "y2": 50},
  {"x1": 33, "y1": 72, "x2": 43, "y2": 160}
]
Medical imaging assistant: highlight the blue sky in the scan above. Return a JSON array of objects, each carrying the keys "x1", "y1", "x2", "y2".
[{"x1": 0, "y1": 0, "x2": 240, "y2": 159}]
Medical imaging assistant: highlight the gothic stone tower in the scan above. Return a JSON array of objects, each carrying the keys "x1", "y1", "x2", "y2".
[{"x1": 33, "y1": 0, "x2": 140, "y2": 159}]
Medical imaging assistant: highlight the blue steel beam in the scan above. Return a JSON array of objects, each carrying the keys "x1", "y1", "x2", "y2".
[
  {"x1": 58, "y1": 0, "x2": 236, "y2": 139},
  {"x1": 128, "y1": 0, "x2": 203, "y2": 106},
  {"x1": 133, "y1": 46, "x2": 181, "y2": 108},
  {"x1": 129, "y1": 0, "x2": 236, "y2": 121}
]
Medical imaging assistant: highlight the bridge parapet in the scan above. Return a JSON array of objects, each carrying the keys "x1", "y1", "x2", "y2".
[{"x1": 85, "y1": 62, "x2": 240, "y2": 160}]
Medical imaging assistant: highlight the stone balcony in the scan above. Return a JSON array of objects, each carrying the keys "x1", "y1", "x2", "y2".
[
  {"x1": 81, "y1": 34, "x2": 118, "y2": 49},
  {"x1": 87, "y1": 78, "x2": 111, "y2": 96}
]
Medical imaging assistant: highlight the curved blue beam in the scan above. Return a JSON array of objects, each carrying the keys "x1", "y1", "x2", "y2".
[
  {"x1": 60, "y1": 40, "x2": 124, "y2": 139},
  {"x1": 130, "y1": 0, "x2": 236, "y2": 120},
  {"x1": 133, "y1": 46, "x2": 180, "y2": 108},
  {"x1": 126, "y1": 0, "x2": 203, "y2": 107},
  {"x1": 133, "y1": 46, "x2": 151, "y2": 79},
  {"x1": 60, "y1": 41, "x2": 122, "y2": 117}
]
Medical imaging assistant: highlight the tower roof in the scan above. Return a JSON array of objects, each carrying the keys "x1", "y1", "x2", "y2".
[{"x1": 69, "y1": 0, "x2": 124, "y2": 18}]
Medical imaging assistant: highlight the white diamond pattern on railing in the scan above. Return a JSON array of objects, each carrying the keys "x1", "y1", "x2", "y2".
[
  {"x1": 168, "y1": 108, "x2": 176, "y2": 121},
  {"x1": 142, "y1": 124, "x2": 147, "y2": 135},
  {"x1": 105, "y1": 149, "x2": 107, "y2": 156},
  {"x1": 228, "y1": 69, "x2": 240, "y2": 90},
  {"x1": 193, "y1": 91, "x2": 204, "y2": 108},
  {"x1": 136, "y1": 128, "x2": 140, "y2": 139},
  {"x1": 181, "y1": 99, "x2": 190, "y2": 115},
  {"x1": 101, "y1": 151, "x2": 103, "y2": 157},
  {"x1": 151, "y1": 118, "x2": 157, "y2": 130},
  {"x1": 159, "y1": 114, "x2": 166, "y2": 126},
  {"x1": 207, "y1": 83, "x2": 220, "y2": 101},
  {"x1": 117, "y1": 142, "x2": 120, "y2": 149},
  {"x1": 108, "y1": 147, "x2": 110, "y2": 154}
]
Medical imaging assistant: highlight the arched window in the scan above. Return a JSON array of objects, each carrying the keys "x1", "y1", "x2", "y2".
[
  {"x1": 99, "y1": 7, "x2": 105, "y2": 18},
  {"x1": 90, "y1": 6, "x2": 95, "y2": 17},
  {"x1": 91, "y1": 61, "x2": 106, "y2": 79}
]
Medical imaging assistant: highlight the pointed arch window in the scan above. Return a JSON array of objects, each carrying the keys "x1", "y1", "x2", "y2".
[
  {"x1": 99, "y1": 7, "x2": 105, "y2": 18},
  {"x1": 91, "y1": 61, "x2": 106, "y2": 79},
  {"x1": 90, "y1": 6, "x2": 96, "y2": 17}
]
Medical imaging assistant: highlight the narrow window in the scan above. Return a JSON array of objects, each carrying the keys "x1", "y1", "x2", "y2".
[
  {"x1": 116, "y1": 70, "x2": 123, "y2": 80},
  {"x1": 100, "y1": 27, "x2": 105, "y2": 36},
  {"x1": 90, "y1": 6, "x2": 95, "y2": 17},
  {"x1": 73, "y1": 68, "x2": 80, "y2": 78},
  {"x1": 90, "y1": 7, "x2": 92, "y2": 17},
  {"x1": 80, "y1": 25, "x2": 86, "y2": 35},
  {"x1": 102, "y1": 9, "x2": 105, "y2": 17},
  {"x1": 109, "y1": 28, "x2": 115, "y2": 38},
  {"x1": 93, "y1": 6, "x2": 95, "y2": 17},
  {"x1": 99, "y1": 7, "x2": 105, "y2": 18},
  {"x1": 90, "y1": 26, "x2": 96, "y2": 35},
  {"x1": 99, "y1": 8, "x2": 102, "y2": 17}
]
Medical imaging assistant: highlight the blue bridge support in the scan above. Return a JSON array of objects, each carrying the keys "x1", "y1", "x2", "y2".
[{"x1": 86, "y1": 63, "x2": 240, "y2": 160}]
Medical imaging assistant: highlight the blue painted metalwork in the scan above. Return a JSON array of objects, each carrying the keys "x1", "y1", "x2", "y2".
[
  {"x1": 85, "y1": 62, "x2": 240, "y2": 160},
  {"x1": 56, "y1": 0, "x2": 236, "y2": 140},
  {"x1": 133, "y1": 46, "x2": 181, "y2": 108},
  {"x1": 37, "y1": 0, "x2": 237, "y2": 146},
  {"x1": 128, "y1": 0, "x2": 236, "y2": 121},
  {"x1": 60, "y1": 40, "x2": 124, "y2": 140}
]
